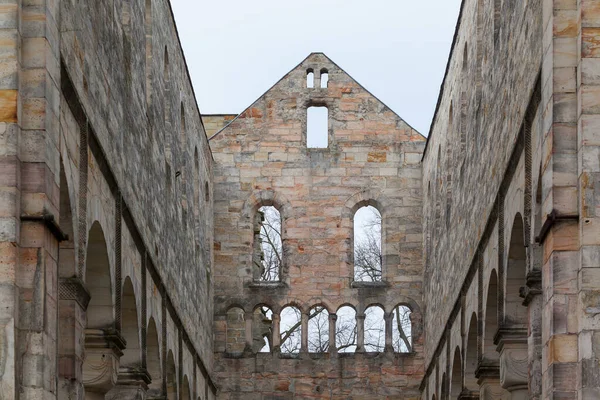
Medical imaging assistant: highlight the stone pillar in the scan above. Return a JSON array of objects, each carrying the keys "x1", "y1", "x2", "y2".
[
  {"x1": 356, "y1": 314, "x2": 365, "y2": 352},
  {"x1": 244, "y1": 311, "x2": 253, "y2": 353},
  {"x1": 300, "y1": 311, "x2": 308, "y2": 353},
  {"x1": 476, "y1": 365, "x2": 509, "y2": 400},
  {"x1": 106, "y1": 368, "x2": 152, "y2": 400},
  {"x1": 540, "y1": 0, "x2": 581, "y2": 398},
  {"x1": 272, "y1": 314, "x2": 281, "y2": 352},
  {"x1": 384, "y1": 312, "x2": 393, "y2": 353},
  {"x1": 83, "y1": 329, "x2": 126, "y2": 398},
  {"x1": 498, "y1": 330, "x2": 528, "y2": 400},
  {"x1": 58, "y1": 278, "x2": 90, "y2": 399},
  {"x1": 329, "y1": 313, "x2": 337, "y2": 354}
]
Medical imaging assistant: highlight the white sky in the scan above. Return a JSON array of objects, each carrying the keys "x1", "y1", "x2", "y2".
[{"x1": 170, "y1": 0, "x2": 462, "y2": 136}]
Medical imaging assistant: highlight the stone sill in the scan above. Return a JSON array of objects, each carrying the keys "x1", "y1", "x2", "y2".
[
  {"x1": 220, "y1": 351, "x2": 415, "y2": 360},
  {"x1": 247, "y1": 281, "x2": 287, "y2": 290},
  {"x1": 350, "y1": 281, "x2": 389, "y2": 289}
]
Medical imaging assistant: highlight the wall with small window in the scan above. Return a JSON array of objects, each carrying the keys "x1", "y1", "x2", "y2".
[{"x1": 210, "y1": 52, "x2": 425, "y2": 398}]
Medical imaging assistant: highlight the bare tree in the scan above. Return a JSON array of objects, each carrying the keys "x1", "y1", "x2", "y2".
[
  {"x1": 252, "y1": 205, "x2": 412, "y2": 354},
  {"x1": 354, "y1": 206, "x2": 382, "y2": 282},
  {"x1": 393, "y1": 305, "x2": 412, "y2": 353},
  {"x1": 255, "y1": 206, "x2": 282, "y2": 281}
]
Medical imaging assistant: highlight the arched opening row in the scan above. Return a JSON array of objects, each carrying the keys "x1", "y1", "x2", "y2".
[{"x1": 225, "y1": 304, "x2": 412, "y2": 355}]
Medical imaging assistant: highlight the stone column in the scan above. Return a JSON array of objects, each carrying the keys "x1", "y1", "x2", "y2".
[
  {"x1": 58, "y1": 278, "x2": 90, "y2": 399},
  {"x1": 83, "y1": 329, "x2": 126, "y2": 398},
  {"x1": 384, "y1": 312, "x2": 393, "y2": 353},
  {"x1": 356, "y1": 314, "x2": 365, "y2": 352},
  {"x1": 329, "y1": 313, "x2": 337, "y2": 354},
  {"x1": 300, "y1": 311, "x2": 308, "y2": 353},
  {"x1": 272, "y1": 314, "x2": 281, "y2": 352},
  {"x1": 498, "y1": 330, "x2": 528, "y2": 400},
  {"x1": 476, "y1": 365, "x2": 509, "y2": 400},
  {"x1": 244, "y1": 311, "x2": 253, "y2": 353},
  {"x1": 105, "y1": 369, "x2": 152, "y2": 400}
]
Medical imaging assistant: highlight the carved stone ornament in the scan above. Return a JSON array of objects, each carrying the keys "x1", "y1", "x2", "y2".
[
  {"x1": 83, "y1": 329, "x2": 127, "y2": 394},
  {"x1": 499, "y1": 347, "x2": 528, "y2": 391},
  {"x1": 59, "y1": 277, "x2": 91, "y2": 310}
]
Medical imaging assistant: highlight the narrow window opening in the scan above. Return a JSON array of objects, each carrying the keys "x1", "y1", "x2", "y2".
[
  {"x1": 335, "y1": 306, "x2": 357, "y2": 353},
  {"x1": 364, "y1": 306, "x2": 385, "y2": 352},
  {"x1": 280, "y1": 306, "x2": 301, "y2": 354},
  {"x1": 392, "y1": 305, "x2": 412, "y2": 353},
  {"x1": 353, "y1": 205, "x2": 382, "y2": 282},
  {"x1": 255, "y1": 206, "x2": 282, "y2": 281},
  {"x1": 307, "y1": 106, "x2": 328, "y2": 148},
  {"x1": 225, "y1": 307, "x2": 245, "y2": 353},
  {"x1": 205, "y1": 181, "x2": 209, "y2": 202},
  {"x1": 320, "y1": 69, "x2": 329, "y2": 88},
  {"x1": 252, "y1": 306, "x2": 273, "y2": 353},
  {"x1": 306, "y1": 69, "x2": 314, "y2": 88},
  {"x1": 307, "y1": 306, "x2": 329, "y2": 353}
]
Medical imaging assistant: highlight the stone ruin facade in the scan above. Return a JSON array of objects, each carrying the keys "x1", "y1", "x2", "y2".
[{"x1": 0, "y1": 0, "x2": 599, "y2": 399}]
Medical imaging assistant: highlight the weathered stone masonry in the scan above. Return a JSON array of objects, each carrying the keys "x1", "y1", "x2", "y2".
[
  {"x1": 421, "y1": 0, "x2": 600, "y2": 399},
  {"x1": 2, "y1": 0, "x2": 600, "y2": 399},
  {"x1": 209, "y1": 53, "x2": 426, "y2": 399},
  {"x1": 0, "y1": 0, "x2": 216, "y2": 398}
]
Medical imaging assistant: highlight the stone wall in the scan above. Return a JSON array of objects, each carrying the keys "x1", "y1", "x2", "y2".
[
  {"x1": 0, "y1": 0, "x2": 216, "y2": 397},
  {"x1": 421, "y1": 0, "x2": 600, "y2": 399},
  {"x1": 210, "y1": 53, "x2": 426, "y2": 399},
  {"x1": 422, "y1": 0, "x2": 542, "y2": 365},
  {"x1": 203, "y1": 114, "x2": 237, "y2": 138}
]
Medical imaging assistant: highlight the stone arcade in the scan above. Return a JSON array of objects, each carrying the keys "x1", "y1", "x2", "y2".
[{"x1": 0, "y1": 0, "x2": 599, "y2": 399}]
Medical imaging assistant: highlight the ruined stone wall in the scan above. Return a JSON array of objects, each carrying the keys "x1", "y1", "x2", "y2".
[
  {"x1": 59, "y1": 0, "x2": 214, "y2": 368},
  {"x1": 422, "y1": 0, "x2": 542, "y2": 364},
  {"x1": 210, "y1": 53, "x2": 426, "y2": 399},
  {"x1": 422, "y1": 0, "x2": 600, "y2": 399},
  {"x1": 0, "y1": 0, "x2": 216, "y2": 397},
  {"x1": 203, "y1": 114, "x2": 237, "y2": 137}
]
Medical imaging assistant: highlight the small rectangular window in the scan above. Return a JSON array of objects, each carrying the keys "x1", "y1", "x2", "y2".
[{"x1": 307, "y1": 106, "x2": 328, "y2": 148}]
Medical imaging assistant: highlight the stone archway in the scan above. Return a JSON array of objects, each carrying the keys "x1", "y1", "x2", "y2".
[{"x1": 82, "y1": 222, "x2": 122, "y2": 400}]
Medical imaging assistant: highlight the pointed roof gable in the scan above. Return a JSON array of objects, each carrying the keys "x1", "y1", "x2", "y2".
[{"x1": 208, "y1": 52, "x2": 424, "y2": 141}]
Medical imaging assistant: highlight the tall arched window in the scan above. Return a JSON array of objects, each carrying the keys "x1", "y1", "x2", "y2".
[
  {"x1": 354, "y1": 205, "x2": 382, "y2": 282},
  {"x1": 254, "y1": 206, "x2": 282, "y2": 281}
]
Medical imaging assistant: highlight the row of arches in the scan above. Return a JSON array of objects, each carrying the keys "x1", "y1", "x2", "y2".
[
  {"x1": 57, "y1": 156, "x2": 211, "y2": 399},
  {"x1": 427, "y1": 213, "x2": 537, "y2": 399},
  {"x1": 254, "y1": 204, "x2": 383, "y2": 283},
  {"x1": 223, "y1": 303, "x2": 413, "y2": 355}
]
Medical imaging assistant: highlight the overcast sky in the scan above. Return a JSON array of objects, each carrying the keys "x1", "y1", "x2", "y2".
[{"x1": 171, "y1": 0, "x2": 462, "y2": 136}]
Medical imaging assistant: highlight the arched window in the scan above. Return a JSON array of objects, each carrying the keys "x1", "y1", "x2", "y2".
[
  {"x1": 252, "y1": 306, "x2": 273, "y2": 353},
  {"x1": 364, "y1": 305, "x2": 385, "y2": 352},
  {"x1": 307, "y1": 306, "x2": 329, "y2": 353},
  {"x1": 225, "y1": 307, "x2": 245, "y2": 353},
  {"x1": 306, "y1": 69, "x2": 314, "y2": 88},
  {"x1": 336, "y1": 306, "x2": 357, "y2": 353},
  {"x1": 280, "y1": 306, "x2": 301, "y2": 354},
  {"x1": 320, "y1": 69, "x2": 329, "y2": 88},
  {"x1": 353, "y1": 205, "x2": 382, "y2": 282},
  {"x1": 254, "y1": 206, "x2": 282, "y2": 281},
  {"x1": 392, "y1": 305, "x2": 412, "y2": 353}
]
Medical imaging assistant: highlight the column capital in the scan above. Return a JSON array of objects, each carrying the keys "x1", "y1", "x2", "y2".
[{"x1": 59, "y1": 277, "x2": 91, "y2": 310}]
